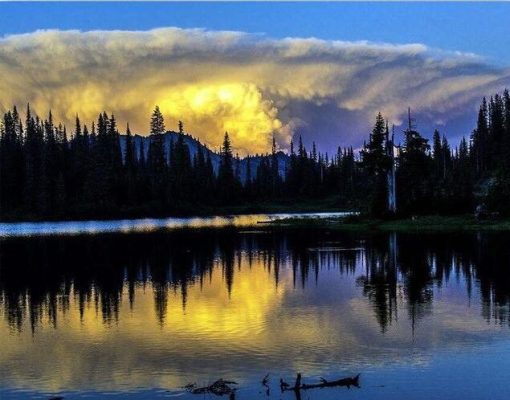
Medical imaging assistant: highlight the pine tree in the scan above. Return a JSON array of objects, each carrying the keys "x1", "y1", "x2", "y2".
[
  {"x1": 0, "y1": 109, "x2": 24, "y2": 213},
  {"x1": 124, "y1": 123, "x2": 137, "y2": 205},
  {"x1": 147, "y1": 106, "x2": 167, "y2": 205},
  {"x1": 489, "y1": 94, "x2": 505, "y2": 168},
  {"x1": 397, "y1": 120, "x2": 431, "y2": 215},
  {"x1": 471, "y1": 97, "x2": 489, "y2": 175},
  {"x1": 150, "y1": 105, "x2": 165, "y2": 136},
  {"x1": 44, "y1": 111, "x2": 59, "y2": 209},
  {"x1": 503, "y1": 89, "x2": 510, "y2": 170},
  {"x1": 218, "y1": 132, "x2": 237, "y2": 203},
  {"x1": 245, "y1": 155, "x2": 253, "y2": 199},
  {"x1": 170, "y1": 131, "x2": 192, "y2": 203},
  {"x1": 361, "y1": 113, "x2": 391, "y2": 215},
  {"x1": 271, "y1": 135, "x2": 280, "y2": 197}
]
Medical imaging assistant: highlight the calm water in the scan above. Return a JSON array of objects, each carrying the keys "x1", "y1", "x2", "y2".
[
  {"x1": 1, "y1": 226, "x2": 510, "y2": 399},
  {"x1": 0, "y1": 212, "x2": 350, "y2": 237}
]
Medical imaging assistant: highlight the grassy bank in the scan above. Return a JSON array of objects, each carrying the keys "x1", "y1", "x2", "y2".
[{"x1": 267, "y1": 214, "x2": 510, "y2": 232}]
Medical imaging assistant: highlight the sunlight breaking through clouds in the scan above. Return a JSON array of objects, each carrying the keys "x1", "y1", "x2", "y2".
[{"x1": 0, "y1": 27, "x2": 510, "y2": 154}]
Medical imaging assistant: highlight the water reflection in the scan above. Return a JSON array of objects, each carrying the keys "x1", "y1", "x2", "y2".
[
  {"x1": 0, "y1": 212, "x2": 350, "y2": 237},
  {"x1": 1, "y1": 230, "x2": 510, "y2": 398}
]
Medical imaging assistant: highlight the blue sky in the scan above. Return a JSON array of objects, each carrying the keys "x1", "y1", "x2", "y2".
[
  {"x1": 0, "y1": 2, "x2": 509, "y2": 153},
  {"x1": 0, "y1": 2, "x2": 509, "y2": 65}
]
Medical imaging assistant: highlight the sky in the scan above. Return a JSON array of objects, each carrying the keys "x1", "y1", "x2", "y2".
[{"x1": 0, "y1": 2, "x2": 509, "y2": 155}]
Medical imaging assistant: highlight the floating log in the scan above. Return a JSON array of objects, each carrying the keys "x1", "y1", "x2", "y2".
[
  {"x1": 301, "y1": 374, "x2": 360, "y2": 389},
  {"x1": 282, "y1": 373, "x2": 360, "y2": 392}
]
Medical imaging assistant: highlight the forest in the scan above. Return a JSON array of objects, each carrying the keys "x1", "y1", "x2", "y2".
[{"x1": 1, "y1": 90, "x2": 510, "y2": 220}]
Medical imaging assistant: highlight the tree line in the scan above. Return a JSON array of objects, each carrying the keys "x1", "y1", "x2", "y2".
[
  {"x1": 1, "y1": 90, "x2": 510, "y2": 220},
  {"x1": 0, "y1": 104, "x2": 358, "y2": 219},
  {"x1": 360, "y1": 89, "x2": 510, "y2": 216}
]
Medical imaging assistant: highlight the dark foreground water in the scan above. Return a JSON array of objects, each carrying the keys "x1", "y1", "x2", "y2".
[{"x1": 1, "y1": 225, "x2": 510, "y2": 399}]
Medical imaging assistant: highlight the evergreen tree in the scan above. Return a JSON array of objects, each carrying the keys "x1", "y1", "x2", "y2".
[
  {"x1": 432, "y1": 129, "x2": 442, "y2": 176},
  {"x1": 147, "y1": 106, "x2": 167, "y2": 205},
  {"x1": 23, "y1": 104, "x2": 47, "y2": 213},
  {"x1": 271, "y1": 136, "x2": 281, "y2": 197},
  {"x1": 397, "y1": 122, "x2": 431, "y2": 214},
  {"x1": 218, "y1": 132, "x2": 237, "y2": 203},
  {"x1": 170, "y1": 131, "x2": 192, "y2": 203},
  {"x1": 361, "y1": 113, "x2": 391, "y2": 215},
  {"x1": 124, "y1": 123, "x2": 137, "y2": 205},
  {"x1": 150, "y1": 105, "x2": 165, "y2": 136},
  {"x1": 471, "y1": 97, "x2": 489, "y2": 176}
]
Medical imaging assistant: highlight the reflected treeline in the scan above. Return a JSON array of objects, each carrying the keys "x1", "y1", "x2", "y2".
[
  {"x1": 357, "y1": 232, "x2": 510, "y2": 332},
  {"x1": 1, "y1": 230, "x2": 510, "y2": 332}
]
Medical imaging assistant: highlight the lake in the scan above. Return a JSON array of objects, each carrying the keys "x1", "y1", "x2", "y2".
[
  {"x1": 1, "y1": 218, "x2": 510, "y2": 399},
  {"x1": 0, "y1": 212, "x2": 350, "y2": 237}
]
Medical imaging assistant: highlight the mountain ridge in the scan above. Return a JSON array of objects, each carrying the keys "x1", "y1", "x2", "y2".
[{"x1": 120, "y1": 131, "x2": 289, "y2": 183}]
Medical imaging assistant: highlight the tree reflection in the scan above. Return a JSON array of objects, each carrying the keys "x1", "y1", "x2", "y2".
[
  {"x1": 2, "y1": 230, "x2": 510, "y2": 333},
  {"x1": 357, "y1": 233, "x2": 399, "y2": 333}
]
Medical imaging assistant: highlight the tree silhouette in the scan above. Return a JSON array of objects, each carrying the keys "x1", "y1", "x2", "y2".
[{"x1": 1, "y1": 90, "x2": 510, "y2": 220}]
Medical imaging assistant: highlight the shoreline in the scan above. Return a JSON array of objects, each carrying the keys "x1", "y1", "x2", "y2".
[
  {"x1": 2, "y1": 207, "x2": 510, "y2": 234},
  {"x1": 0, "y1": 211, "x2": 351, "y2": 238},
  {"x1": 266, "y1": 214, "x2": 510, "y2": 232},
  {"x1": 0, "y1": 197, "x2": 351, "y2": 223}
]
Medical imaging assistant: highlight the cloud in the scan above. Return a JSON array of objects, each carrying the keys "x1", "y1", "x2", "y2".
[{"x1": 0, "y1": 27, "x2": 509, "y2": 155}]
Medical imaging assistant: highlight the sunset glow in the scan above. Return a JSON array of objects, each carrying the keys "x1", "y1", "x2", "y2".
[
  {"x1": 158, "y1": 83, "x2": 283, "y2": 154},
  {"x1": 0, "y1": 27, "x2": 509, "y2": 154}
]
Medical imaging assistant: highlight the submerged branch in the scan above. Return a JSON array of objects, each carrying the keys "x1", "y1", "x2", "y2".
[
  {"x1": 282, "y1": 373, "x2": 360, "y2": 392},
  {"x1": 187, "y1": 379, "x2": 238, "y2": 396}
]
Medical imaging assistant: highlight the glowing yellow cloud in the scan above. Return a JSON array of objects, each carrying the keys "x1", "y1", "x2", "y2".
[
  {"x1": 0, "y1": 28, "x2": 509, "y2": 154},
  {"x1": 158, "y1": 83, "x2": 282, "y2": 154}
]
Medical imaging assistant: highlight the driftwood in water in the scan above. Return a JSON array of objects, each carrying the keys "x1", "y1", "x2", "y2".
[
  {"x1": 282, "y1": 373, "x2": 360, "y2": 392},
  {"x1": 187, "y1": 379, "x2": 238, "y2": 396},
  {"x1": 301, "y1": 374, "x2": 360, "y2": 389}
]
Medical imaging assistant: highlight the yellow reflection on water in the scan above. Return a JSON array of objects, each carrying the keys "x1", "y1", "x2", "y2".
[
  {"x1": 0, "y1": 254, "x2": 290, "y2": 392},
  {"x1": 0, "y1": 250, "x2": 504, "y2": 394}
]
